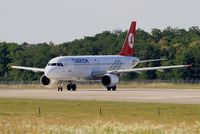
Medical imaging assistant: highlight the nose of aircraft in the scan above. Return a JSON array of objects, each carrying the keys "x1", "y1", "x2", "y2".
[{"x1": 45, "y1": 67, "x2": 56, "y2": 78}]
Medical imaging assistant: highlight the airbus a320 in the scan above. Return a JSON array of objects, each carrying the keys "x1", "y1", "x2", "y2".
[{"x1": 12, "y1": 21, "x2": 191, "y2": 91}]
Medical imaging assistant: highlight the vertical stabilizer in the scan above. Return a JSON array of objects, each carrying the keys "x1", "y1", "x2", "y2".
[{"x1": 119, "y1": 21, "x2": 136, "y2": 56}]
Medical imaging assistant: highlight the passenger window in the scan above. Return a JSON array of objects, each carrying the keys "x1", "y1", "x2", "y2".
[{"x1": 48, "y1": 63, "x2": 63, "y2": 67}]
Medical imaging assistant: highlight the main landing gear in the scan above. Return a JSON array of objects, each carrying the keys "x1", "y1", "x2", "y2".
[
  {"x1": 107, "y1": 85, "x2": 116, "y2": 91},
  {"x1": 67, "y1": 83, "x2": 77, "y2": 91}
]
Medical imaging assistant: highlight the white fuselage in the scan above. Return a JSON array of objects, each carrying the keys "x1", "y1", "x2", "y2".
[{"x1": 45, "y1": 55, "x2": 139, "y2": 80}]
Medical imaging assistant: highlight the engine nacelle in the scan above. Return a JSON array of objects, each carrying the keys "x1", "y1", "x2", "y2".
[
  {"x1": 101, "y1": 74, "x2": 119, "y2": 87},
  {"x1": 40, "y1": 75, "x2": 50, "y2": 86}
]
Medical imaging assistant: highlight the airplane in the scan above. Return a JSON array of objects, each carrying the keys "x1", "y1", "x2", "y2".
[{"x1": 11, "y1": 21, "x2": 191, "y2": 91}]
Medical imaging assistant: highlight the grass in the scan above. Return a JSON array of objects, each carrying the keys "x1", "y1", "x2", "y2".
[{"x1": 0, "y1": 98, "x2": 200, "y2": 133}]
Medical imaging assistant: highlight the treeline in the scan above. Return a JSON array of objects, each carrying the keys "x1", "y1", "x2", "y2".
[{"x1": 0, "y1": 26, "x2": 200, "y2": 82}]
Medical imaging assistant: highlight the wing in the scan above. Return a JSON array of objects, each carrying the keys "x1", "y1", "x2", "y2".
[
  {"x1": 107, "y1": 64, "x2": 191, "y2": 74},
  {"x1": 138, "y1": 58, "x2": 166, "y2": 64},
  {"x1": 11, "y1": 66, "x2": 45, "y2": 72}
]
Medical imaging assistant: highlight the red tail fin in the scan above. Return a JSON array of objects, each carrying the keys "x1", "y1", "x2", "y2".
[{"x1": 119, "y1": 21, "x2": 136, "y2": 56}]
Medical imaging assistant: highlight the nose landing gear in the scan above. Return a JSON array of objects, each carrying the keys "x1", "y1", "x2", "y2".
[
  {"x1": 58, "y1": 86, "x2": 63, "y2": 91},
  {"x1": 58, "y1": 82, "x2": 63, "y2": 91}
]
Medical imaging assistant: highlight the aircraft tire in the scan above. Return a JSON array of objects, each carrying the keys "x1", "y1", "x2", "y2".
[
  {"x1": 67, "y1": 84, "x2": 71, "y2": 91},
  {"x1": 71, "y1": 84, "x2": 76, "y2": 91},
  {"x1": 107, "y1": 87, "x2": 111, "y2": 91},
  {"x1": 112, "y1": 86, "x2": 116, "y2": 91},
  {"x1": 58, "y1": 87, "x2": 61, "y2": 91}
]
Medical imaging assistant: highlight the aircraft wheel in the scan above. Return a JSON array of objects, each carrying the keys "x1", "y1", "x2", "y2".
[
  {"x1": 67, "y1": 84, "x2": 71, "y2": 91},
  {"x1": 107, "y1": 87, "x2": 111, "y2": 91},
  {"x1": 112, "y1": 86, "x2": 116, "y2": 91},
  {"x1": 71, "y1": 84, "x2": 76, "y2": 91}
]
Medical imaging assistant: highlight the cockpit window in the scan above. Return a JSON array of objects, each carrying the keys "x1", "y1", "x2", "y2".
[{"x1": 57, "y1": 63, "x2": 63, "y2": 66}]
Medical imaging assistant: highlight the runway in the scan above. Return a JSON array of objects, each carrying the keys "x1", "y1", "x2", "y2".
[{"x1": 0, "y1": 88, "x2": 200, "y2": 104}]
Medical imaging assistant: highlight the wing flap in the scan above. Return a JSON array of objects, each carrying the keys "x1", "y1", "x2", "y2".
[{"x1": 11, "y1": 66, "x2": 45, "y2": 72}]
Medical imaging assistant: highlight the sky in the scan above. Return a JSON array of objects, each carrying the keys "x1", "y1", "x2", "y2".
[{"x1": 0, "y1": 0, "x2": 199, "y2": 44}]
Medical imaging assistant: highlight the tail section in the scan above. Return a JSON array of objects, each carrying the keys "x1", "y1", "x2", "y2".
[{"x1": 119, "y1": 21, "x2": 136, "y2": 56}]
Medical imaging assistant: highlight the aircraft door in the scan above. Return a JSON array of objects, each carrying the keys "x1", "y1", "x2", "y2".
[{"x1": 92, "y1": 57, "x2": 99, "y2": 72}]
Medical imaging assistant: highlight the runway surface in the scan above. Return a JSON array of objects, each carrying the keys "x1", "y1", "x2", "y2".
[{"x1": 0, "y1": 88, "x2": 200, "y2": 104}]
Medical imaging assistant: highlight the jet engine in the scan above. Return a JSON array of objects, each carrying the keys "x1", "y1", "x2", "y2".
[
  {"x1": 101, "y1": 74, "x2": 119, "y2": 87},
  {"x1": 40, "y1": 75, "x2": 50, "y2": 85}
]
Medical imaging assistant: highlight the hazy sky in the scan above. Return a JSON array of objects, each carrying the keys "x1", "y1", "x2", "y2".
[{"x1": 0, "y1": 0, "x2": 199, "y2": 44}]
